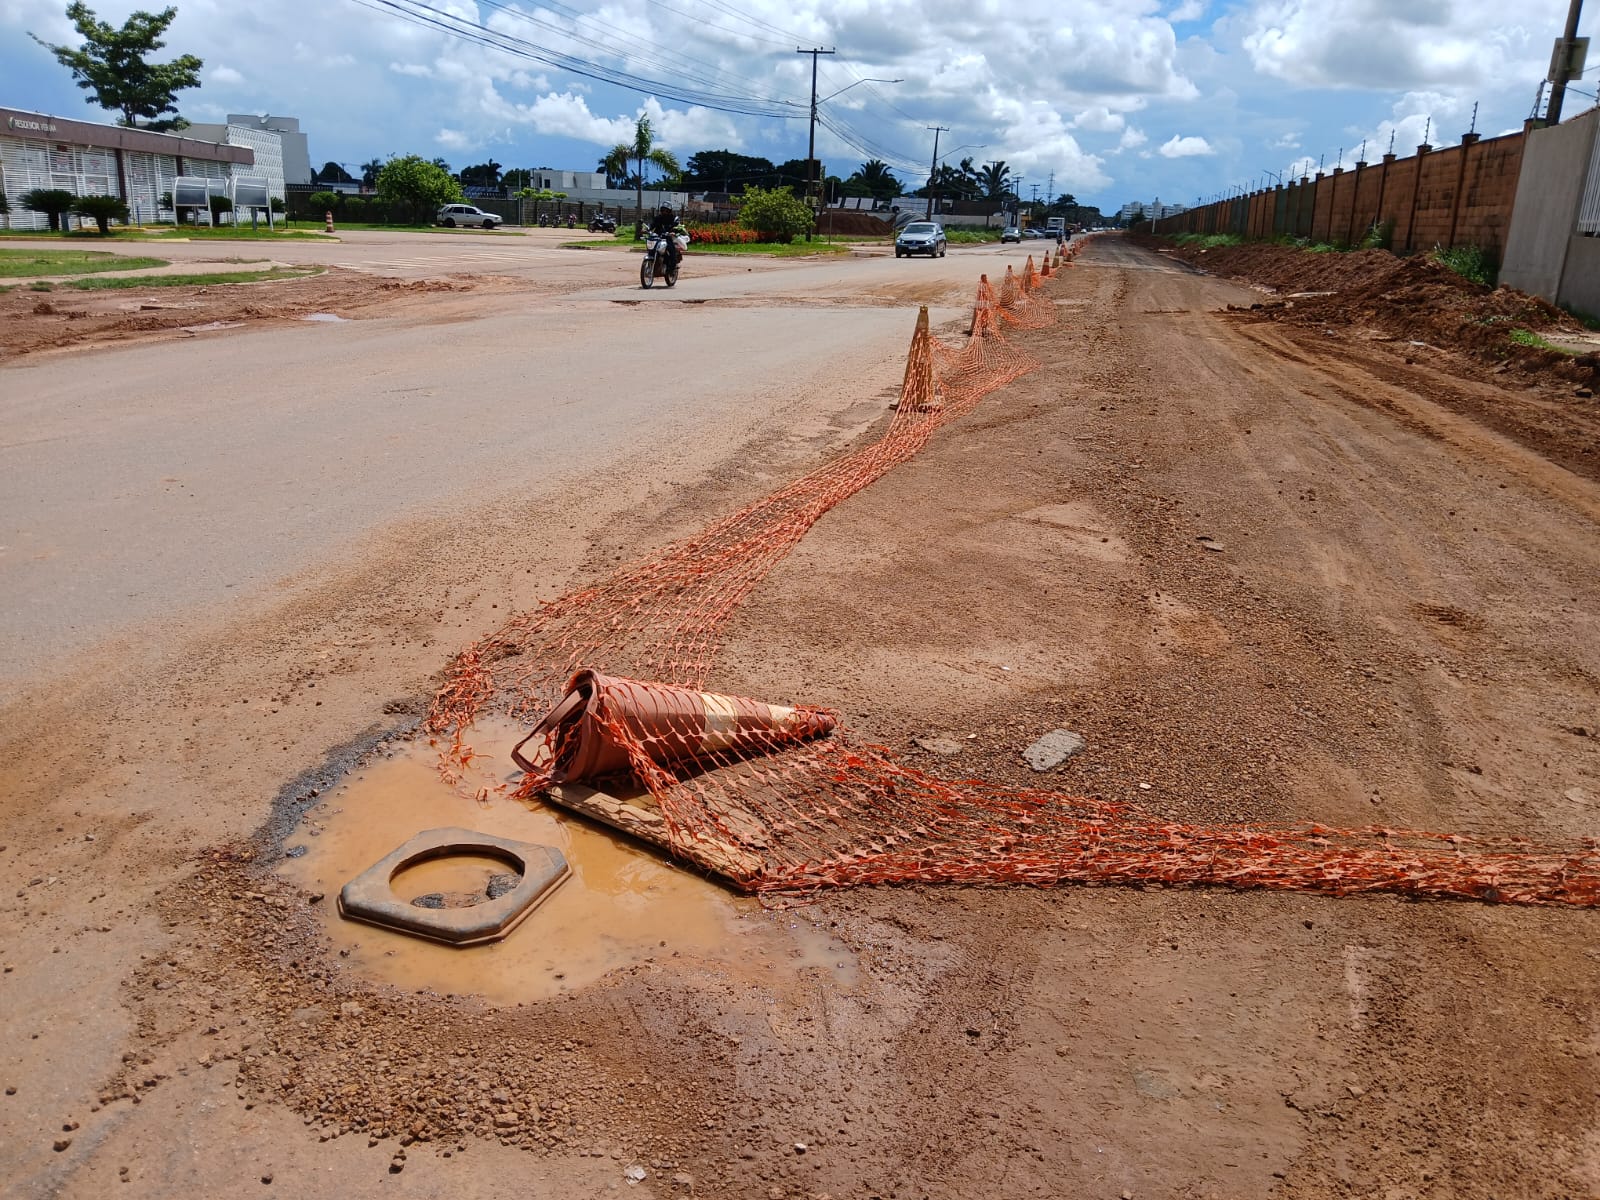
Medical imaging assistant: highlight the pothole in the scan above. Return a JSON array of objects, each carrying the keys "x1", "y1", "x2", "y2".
[{"x1": 277, "y1": 718, "x2": 859, "y2": 1003}]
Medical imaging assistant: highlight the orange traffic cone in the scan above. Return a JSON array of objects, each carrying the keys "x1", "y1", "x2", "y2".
[
  {"x1": 511, "y1": 670, "x2": 835, "y2": 787},
  {"x1": 1041, "y1": 256, "x2": 1052, "y2": 277}
]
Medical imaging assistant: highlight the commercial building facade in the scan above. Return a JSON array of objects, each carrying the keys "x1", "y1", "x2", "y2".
[{"x1": 0, "y1": 106, "x2": 288, "y2": 230}]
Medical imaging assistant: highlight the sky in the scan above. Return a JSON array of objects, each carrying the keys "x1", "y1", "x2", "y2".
[{"x1": 2, "y1": 0, "x2": 1595, "y2": 213}]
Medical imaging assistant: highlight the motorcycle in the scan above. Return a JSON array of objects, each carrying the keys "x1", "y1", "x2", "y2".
[
  {"x1": 566, "y1": 213, "x2": 577, "y2": 228},
  {"x1": 588, "y1": 214, "x2": 618, "y2": 233},
  {"x1": 537, "y1": 212, "x2": 550, "y2": 227},
  {"x1": 639, "y1": 230, "x2": 686, "y2": 289}
]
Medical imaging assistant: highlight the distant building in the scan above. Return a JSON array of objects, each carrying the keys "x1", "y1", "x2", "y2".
[
  {"x1": 1117, "y1": 197, "x2": 1188, "y2": 223},
  {"x1": 188, "y1": 114, "x2": 310, "y2": 185},
  {"x1": 0, "y1": 105, "x2": 258, "y2": 229}
]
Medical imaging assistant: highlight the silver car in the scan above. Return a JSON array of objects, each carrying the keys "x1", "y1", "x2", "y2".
[
  {"x1": 436, "y1": 203, "x2": 503, "y2": 229},
  {"x1": 895, "y1": 221, "x2": 947, "y2": 258}
]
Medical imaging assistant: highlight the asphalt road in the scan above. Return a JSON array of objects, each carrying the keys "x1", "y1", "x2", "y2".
[{"x1": 0, "y1": 232, "x2": 1056, "y2": 698}]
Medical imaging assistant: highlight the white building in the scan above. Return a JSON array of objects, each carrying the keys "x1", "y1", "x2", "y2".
[
  {"x1": 0, "y1": 106, "x2": 281, "y2": 229},
  {"x1": 1117, "y1": 197, "x2": 1188, "y2": 223},
  {"x1": 188, "y1": 114, "x2": 309, "y2": 185}
]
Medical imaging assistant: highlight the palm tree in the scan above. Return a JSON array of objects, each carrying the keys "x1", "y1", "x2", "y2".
[
  {"x1": 360, "y1": 158, "x2": 384, "y2": 189},
  {"x1": 978, "y1": 161, "x2": 1012, "y2": 202},
  {"x1": 605, "y1": 116, "x2": 680, "y2": 239},
  {"x1": 847, "y1": 159, "x2": 901, "y2": 201}
]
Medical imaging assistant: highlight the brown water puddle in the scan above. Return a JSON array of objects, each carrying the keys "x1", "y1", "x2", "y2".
[{"x1": 278, "y1": 720, "x2": 857, "y2": 1005}]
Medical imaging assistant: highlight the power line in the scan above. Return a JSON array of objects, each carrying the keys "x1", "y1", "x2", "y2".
[{"x1": 349, "y1": 0, "x2": 800, "y2": 118}]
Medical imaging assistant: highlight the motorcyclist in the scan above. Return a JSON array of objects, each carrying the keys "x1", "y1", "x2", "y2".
[{"x1": 648, "y1": 204, "x2": 687, "y2": 268}]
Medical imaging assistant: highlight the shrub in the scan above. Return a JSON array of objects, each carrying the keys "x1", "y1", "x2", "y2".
[
  {"x1": 21, "y1": 188, "x2": 76, "y2": 232},
  {"x1": 1430, "y1": 244, "x2": 1495, "y2": 288},
  {"x1": 270, "y1": 196, "x2": 285, "y2": 214},
  {"x1": 735, "y1": 185, "x2": 812, "y2": 242},
  {"x1": 1359, "y1": 219, "x2": 1394, "y2": 251},
  {"x1": 309, "y1": 190, "x2": 341, "y2": 213},
  {"x1": 70, "y1": 194, "x2": 130, "y2": 235}
]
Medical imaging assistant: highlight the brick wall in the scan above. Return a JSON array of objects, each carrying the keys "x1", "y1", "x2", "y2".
[{"x1": 1156, "y1": 129, "x2": 1526, "y2": 264}]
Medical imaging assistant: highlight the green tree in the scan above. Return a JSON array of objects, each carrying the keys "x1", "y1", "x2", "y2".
[
  {"x1": 0, "y1": 190, "x2": 9, "y2": 230},
  {"x1": 31, "y1": 3, "x2": 202, "y2": 130},
  {"x1": 21, "y1": 188, "x2": 77, "y2": 232},
  {"x1": 458, "y1": 160, "x2": 504, "y2": 190},
  {"x1": 844, "y1": 159, "x2": 901, "y2": 202},
  {"x1": 679, "y1": 149, "x2": 775, "y2": 192},
  {"x1": 503, "y1": 168, "x2": 533, "y2": 190},
  {"x1": 308, "y1": 189, "x2": 341, "y2": 213},
  {"x1": 604, "y1": 116, "x2": 679, "y2": 239},
  {"x1": 977, "y1": 161, "x2": 1013, "y2": 202},
  {"x1": 735, "y1": 185, "x2": 812, "y2": 243},
  {"x1": 376, "y1": 155, "x2": 463, "y2": 222},
  {"x1": 315, "y1": 161, "x2": 355, "y2": 185},
  {"x1": 360, "y1": 158, "x2": 385, "y2": 188},
  {"x1": 70, "y1": 193, "x2": 129, "y2": 234}
]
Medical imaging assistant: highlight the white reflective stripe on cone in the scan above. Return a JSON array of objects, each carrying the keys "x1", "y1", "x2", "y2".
[{"x1": 700, "y1": 693, "x2": 742, "y2": 751}]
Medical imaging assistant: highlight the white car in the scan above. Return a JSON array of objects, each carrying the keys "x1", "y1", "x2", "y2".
[{"x1": 436, "y1": 203, "x2": 503, "y2": 229}]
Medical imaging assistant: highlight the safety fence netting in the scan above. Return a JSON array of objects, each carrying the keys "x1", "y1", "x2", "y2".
[{"x1": 428, "y1": 242, "x2": 1600, "y2": 907}]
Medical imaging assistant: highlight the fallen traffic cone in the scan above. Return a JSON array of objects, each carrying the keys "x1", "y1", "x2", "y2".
[{"x1": 511, "y1": 669, "x2": 835, "y2": 787}]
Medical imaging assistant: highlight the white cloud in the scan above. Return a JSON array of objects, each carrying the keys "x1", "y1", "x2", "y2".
[
  {"x1": 1159, "y1": 134, "x2": 1214, "y2": 157},
  {"x1": 1073, "y1": 106, "x2": 1126, "y2": 134},
  {"x1": 1238, "y1": 0, "x2": 1546, "y2": 92},
  {"x1": 1168, "y1": 0, "x2": 1207, "y2": 21},
  {"x1": 209, "y1": 65, "x2": 244, "y2": 86},
  {"x1": 1116, "y1": 127, "x2": 1149, "y2": 153}
]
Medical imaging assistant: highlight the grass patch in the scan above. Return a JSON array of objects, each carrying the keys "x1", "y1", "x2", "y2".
[
  {"x1": 692, "y1": 240, "x2": 850, "y2": 257},
  {"x1": 1429, "y1": 243, "x2": 1495, "y2": 287},
  {"x1": 563, "y1": 237, "x2": 850, "y2": 257},
  {"x1": 1171, "y1": 232, "x2": 1244, "y2": 249},
  {"x1": 1508, "y1": 327, "x2": 1576, "y2": 355},
  {"x1": 0, "y1": 248, "x2": 170, "y2": 278},
  {"x1": 61, "y1": 266, "x2": 323, "y2": 290},
  {"x1": 945, "y1": 229, "x2": 1002, "y2": 244}
]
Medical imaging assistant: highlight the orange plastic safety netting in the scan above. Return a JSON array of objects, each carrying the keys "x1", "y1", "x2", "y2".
[{"x1": 427, "y1": 244, "x2": 1600, "y2": 907}]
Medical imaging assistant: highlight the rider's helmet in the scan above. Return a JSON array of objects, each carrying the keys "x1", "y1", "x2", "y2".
[{"x1": 659, "y1": 205, "x2": 674, "y2": 217}]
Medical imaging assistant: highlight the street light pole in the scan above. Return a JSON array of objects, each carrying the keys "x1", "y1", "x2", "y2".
[
  {"x1": 798, "y1": 46, "x2": 836, "y2": 241},
  {"x1": 925, "y1": 125, "x2": 949, "y2": 217}
]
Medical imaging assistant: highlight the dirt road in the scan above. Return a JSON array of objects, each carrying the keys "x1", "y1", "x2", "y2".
[{"x1": 2, "y1": 236, "x2": 1597, "y2": 1199}]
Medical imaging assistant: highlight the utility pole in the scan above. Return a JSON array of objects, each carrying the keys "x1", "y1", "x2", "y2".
[
  {"x1": 1546, "y1": 0, "x2": 1585, "y2": 125},
  {"x1": 797, "y1": 46, "x2": 835, "y2": 241},
  {"x1": 925, "y1": 125, "x2": 949, "y2": 217},
  {"x1": 1046, "y1": 170, "x2": 1055, "y2": 209}
]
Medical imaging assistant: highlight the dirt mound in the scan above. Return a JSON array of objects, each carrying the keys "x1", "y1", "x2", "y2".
[
  {"x1": 816, "y1": 210, "x2": 891, "y2": 237},
  {"x1": 0, "y1": 270, "x2": 481, "y2": 361},
  {"x1": 1152, "y1": 237, "x2": 1599, "y2": 389}
]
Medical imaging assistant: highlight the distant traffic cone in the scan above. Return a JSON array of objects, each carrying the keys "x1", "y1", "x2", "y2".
[
  {"x1": 969, "y1": 274, "x2": 1000, "y2": 338},
  {"x1": 511, "y1": 669, "x2": 835, "y2": 786},
  {"x1": 1041, "y1": 256, "x2": 1052, "y2": 277}
]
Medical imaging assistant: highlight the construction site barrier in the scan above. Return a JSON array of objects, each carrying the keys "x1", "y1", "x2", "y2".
[{"x1": 428, "y1": 234, "x2": 1599, "y2": 907}]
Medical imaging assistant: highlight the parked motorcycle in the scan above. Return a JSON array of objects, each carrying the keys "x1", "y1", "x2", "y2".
[
  {"x1": 566, "y1": 212, "x2": 577, "y2": 228},
  {"x1": 588, "y1": 214, "x2": 618, "y2": 233},
  {"x1": 639, "y1": 231, "x2": 685, "y2": 289},
  {"x1": 537, "y1": 212, "x2": 550, "y2": 227}
]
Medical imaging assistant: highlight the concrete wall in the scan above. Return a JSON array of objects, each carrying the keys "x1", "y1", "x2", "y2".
[
  {"x1": 1156, "y1": 128, "x2": 1526, "y2": 263},
  {"x1": 1500, "y1": 108, "x2": 1600, "y2": 304},
  {"x1": 1559, "y1": 234, "x2": 1600, "y2": 316}
]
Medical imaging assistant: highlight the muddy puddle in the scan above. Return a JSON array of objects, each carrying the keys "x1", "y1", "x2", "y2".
[{"x1": 278, "y1": 720, "x2": 857, "y2": 1006}]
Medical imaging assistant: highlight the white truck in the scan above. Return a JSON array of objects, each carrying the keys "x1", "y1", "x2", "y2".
[{"x1": 1045, "y1": 216, "x2": 1066, "y2": 238}]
